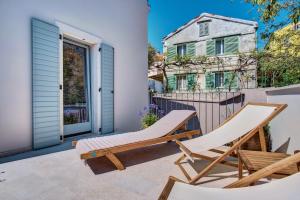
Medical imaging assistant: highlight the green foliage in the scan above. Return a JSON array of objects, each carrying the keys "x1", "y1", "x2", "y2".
[
  {"x1": 64, "y1": 114, "x2": 78, "y2": 125},
  {"x1": 187, "y1": 74, "x2": 197, "y2": 92},
  {"x1": 141, "y1": 113, "x2": 158, "y2": 129},
  {"x1": 264, "y1": 124, "x2": 272, "y2": 152},
  {"x1": 63, "y1": 43, "x2": 86, "y2": 105},
  {"x1": 148, "y1": 43, "x2": 157, "y2": 68},
  {"x1": 257, "y1": 51, "x2": 300, "y2": 87},
  {"x1": 246, "y1": 0, "x2": 300, "y2": 41}
]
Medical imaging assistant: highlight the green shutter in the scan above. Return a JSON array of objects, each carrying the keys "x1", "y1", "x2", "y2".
[
  {"x1": 167, "y1": 75, "x2": 176, "y2": 92},
  {"x1": 187, "y1": 43, "x2": 196, "y2": 58},
  {"x1": 224, "y1": 71, "x2": 238, "y2": 89},
  {"x1": 167, "y1": 46, "x2": 176, "y2": 62},
  {"x1": 224, "y1": 36, "x2": 239, "y2": 55},
  {"x1": 206, "y1": 40, "x2": 215, "y2": 56},
  {"x1": 187, "y1": 74, "x2": 196, "y2": 91},
  {"x1": 205, "y1": 72, "x2": 215, "y2": 89}
]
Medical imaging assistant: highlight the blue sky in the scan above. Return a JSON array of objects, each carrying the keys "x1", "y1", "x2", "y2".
[{"x1": 148, "y1": 0, "x2": 264, "y2": 52}]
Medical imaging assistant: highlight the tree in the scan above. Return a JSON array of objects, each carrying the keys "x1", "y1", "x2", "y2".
[
  {"x1": 148, "y1": 43, "x2": 157, "y2": 68},
  {"x1": 256, "y1": 51, "x2": 300, "y2": 87},
  {"x1": 245, "y1": 0, "x2": 300, "y2": 87},
  {"x1": 155, "y1": 53, "x2": 257, "y2": 92},
  {"x1": 246, "y1": 0, "x2": 299, "y2": 41}
]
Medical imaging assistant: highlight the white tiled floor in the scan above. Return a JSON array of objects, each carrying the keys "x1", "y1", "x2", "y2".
[{"x1": 0, "y1": 142, "x2": 240, "y2": 200}]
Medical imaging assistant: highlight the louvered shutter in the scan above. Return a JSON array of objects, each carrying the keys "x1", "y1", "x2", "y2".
[
  {"x1": 187, "y1": 74, "x2": 196, "y2": 91},
  {"x1": 187, "y1": 43, "x2": 196, "y2": 58},
  {"x1": 205, "y1": 72, "x2": 215, "y2": 89},
  {"x1": 101, "y1": 43, "x2": 114, "y2": 134},
  {"x1": 224, "y1": 36, "x2": 239, "y2": 55},
  {"x1": 206, "y1": 40, "x2": 215, "y2": 56},
  {"x1": 32, "y1": 18, "x2": 61, "y2": 149},
  {"x1": 167, "y1": 75, "x2": 176, "y2": 92},
  {"x1": 224, "y1": 71, "x2": 238, "y2": 90},
  {"x1": 167, "y1": 46, "x2": 176, "y2": 62}
]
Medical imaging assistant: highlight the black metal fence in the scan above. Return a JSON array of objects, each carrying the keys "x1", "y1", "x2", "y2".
[{"x1": 149, "y1": 92, "x2": 245, "y2": 134}]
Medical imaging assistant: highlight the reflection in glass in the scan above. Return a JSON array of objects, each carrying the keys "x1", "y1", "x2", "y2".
[{"x1": 63, "y1": 42, "x2": 89, "y2": 125}]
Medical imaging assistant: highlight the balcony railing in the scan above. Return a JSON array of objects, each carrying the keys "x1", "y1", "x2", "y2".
[{"x1": 149, "y1": 91, "x2": 244, "y2": 134}]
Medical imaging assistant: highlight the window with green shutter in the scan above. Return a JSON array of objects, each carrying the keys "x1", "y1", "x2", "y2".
[
  {"x1": 187, "y1": 73, "x2": 196, "y2": 91},
  {"x1": 206, "y1": 40, "x2": 215, "y2": 56},
  {"x1": 186, "y1": 42, "x2": 196, "y2": 58},
  {"x1": 224, "y1": 36, "x2": 239, "y2": 55},
  {"x1": 224, "y1": 71, "x2": 238, "y2": 89},
  {"x1": 167, "y1": 46, "x2": 177, "y2": 62},
  {"x1": 205, "y1": 72, "x2": 215, "y2": 89},
  {"x1": 167, "y1": 75, "x2": 176, "y2": 91}
]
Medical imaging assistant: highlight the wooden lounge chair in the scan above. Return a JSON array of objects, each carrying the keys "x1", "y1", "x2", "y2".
[
  {"x1": 174, "y1": 102, "x2": 287, "y2": 184},
  {"x1": 159, "y1": 152, "x2": 300, "y2": 200},
  {"x1": 74, "y1": 110, "x2": 200, "y2": 170}
]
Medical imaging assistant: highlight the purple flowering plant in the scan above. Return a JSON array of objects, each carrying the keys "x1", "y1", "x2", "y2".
[{"x1": 138, "y1": 104, "x2": 164, "y2": 129}]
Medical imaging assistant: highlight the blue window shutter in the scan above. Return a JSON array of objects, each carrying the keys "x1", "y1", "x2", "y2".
[
  {"x1": 101, "y1": 43, "x2": 114, "y2": 134},
  {"x1": 32, "y1": 18, "x2": 60, "y2": 149}
]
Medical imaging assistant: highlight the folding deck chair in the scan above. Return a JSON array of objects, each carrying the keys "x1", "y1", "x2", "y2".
[
  {"x1": 159, "y1": 152, "x2": 300, "y2": 200},
  {"x1": 174, "y1": 102, "x2": 287, "y2": 184},
  {"x1": 74, "y1": 110, "x2": 200, "y2": 170}
]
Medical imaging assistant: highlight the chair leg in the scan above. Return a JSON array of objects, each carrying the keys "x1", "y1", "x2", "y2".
[
  {"x1": 174, "y1": 154, "x2": 192, "y2": 181},
  {"x1": 238, "y1": 155, "x2": 243, "y2": 179},
  {"x1": 259, "y1": 127, "x2": 267, "y2": 152},
  {"x1": 158, "y1": 176, "x2": 183, "y2": 200},
  {"x1": 105, "y1": 152, "x2": 125, "y2": 170},
  {"x1": 174, "y1": 154, "x2": 186, "y2": 164}
]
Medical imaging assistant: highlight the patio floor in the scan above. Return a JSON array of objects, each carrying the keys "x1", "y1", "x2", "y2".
[{"x1": 0, "y1": 139, "x2": 242, "y2": 200}]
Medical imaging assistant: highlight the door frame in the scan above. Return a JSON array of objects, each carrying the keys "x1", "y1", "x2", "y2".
[
  {"x1": 56, "y1": 21, "x2": 103, "y2": 138},
  {"x1": 62, "y1": 39, "x2": 92, "y2": 136}
]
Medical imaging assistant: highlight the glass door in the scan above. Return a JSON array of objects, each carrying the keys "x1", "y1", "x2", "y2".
[{"x1": 63, "y1": 40, "x2": 91, "y2": 136}]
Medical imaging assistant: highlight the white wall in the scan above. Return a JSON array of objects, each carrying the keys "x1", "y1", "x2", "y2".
[
  {"x1": 267, "y1": 85, "x2": 300, "y2": 153},
  {"x1": 163, "y1": 15, "x2": 257, "y2": 54},
  {"x1": 0, "y1": 0, "x2": 148, "y2": 154}
]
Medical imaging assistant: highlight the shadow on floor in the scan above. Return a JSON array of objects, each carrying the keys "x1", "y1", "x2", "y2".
[
  {"x1": 0, "y1": 133, "x2": 101, "y2": 164},
  {"x1": 87, "y1": 142, "x2": 181, "y2": 175},
  {"x1": 178, "y1": 157, "x2": 239, "y2": 185}
]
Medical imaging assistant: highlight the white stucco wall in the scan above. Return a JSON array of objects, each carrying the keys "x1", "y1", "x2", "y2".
[
  {"x1": 162, "y1": 14, "x2": 257, "y2": 90},
  {"x1": 163, "y1": 15, "x2": 257, "y2": 54},
  {"x1": 0, "y1": 0, "x2": 148, "y2": 154},
  {"x1": 266, "y1": 85, "x2": 300, "y2": 153}
]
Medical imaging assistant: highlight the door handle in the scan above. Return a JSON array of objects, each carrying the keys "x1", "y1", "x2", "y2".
[{"x1": 111, "y1": 90, "x2": 114, "y2": 94}]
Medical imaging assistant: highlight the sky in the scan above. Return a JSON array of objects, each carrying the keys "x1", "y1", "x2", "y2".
[{"x1": 148, "y1": 0, "x2": 264, "y2": 52}]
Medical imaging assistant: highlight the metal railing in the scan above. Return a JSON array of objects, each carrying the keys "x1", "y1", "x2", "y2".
[{"x1": 149, "y1": 92, "x2": 244, "y2": 134}]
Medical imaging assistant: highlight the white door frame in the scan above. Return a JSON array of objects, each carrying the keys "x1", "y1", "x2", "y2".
[{"x1": 56, "y1": 21, "x2": 102, "y2": 138}]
